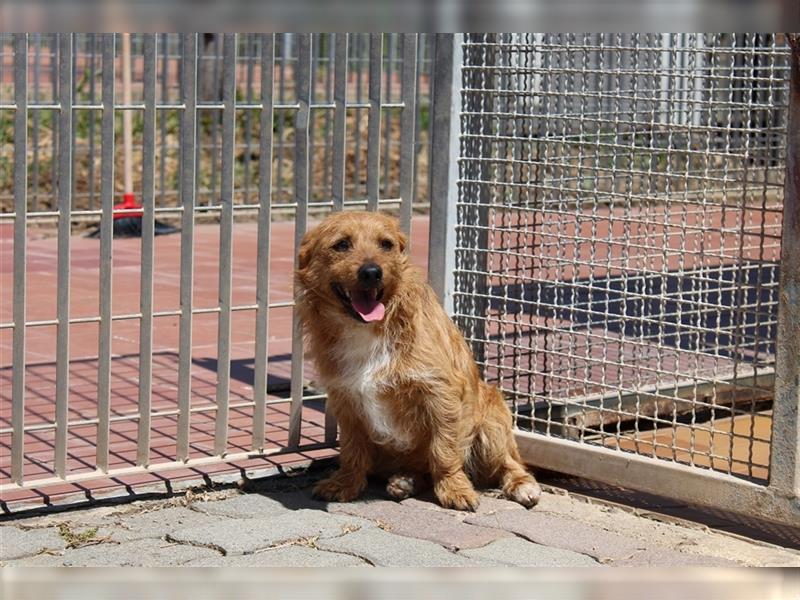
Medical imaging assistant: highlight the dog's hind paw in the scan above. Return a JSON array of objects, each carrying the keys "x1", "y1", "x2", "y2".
[
  {"x1": 386, "y1": 474, "x2": 417, "y2": 500},
  {"x1": 505, "y1": 479, "x2": 542, "y2": 508}
]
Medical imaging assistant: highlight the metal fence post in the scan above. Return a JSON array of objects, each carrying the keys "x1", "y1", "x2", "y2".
[
  {"x1": 428, "y1": 33, "x2": 463, "y2": 315},
  {"x1": 770, "y1": 33, "x2": 800, "y2": 501},
  {"x1": 11, "y1": 33, "x2": 28, "y2": 485},
  {"x1": 288, "y1": 33, "x2": 312, "y2": 448},
  {"x1": 54, "y1": 33, "x2": 73, "y2": 478}
]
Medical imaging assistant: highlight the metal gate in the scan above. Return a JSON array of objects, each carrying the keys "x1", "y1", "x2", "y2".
[
  {"x1": 1, "y1": 33, "x2": 425, "y2": 501},
  {"x1": 430, "y1": 33, "x2": 799, "y2": 525}
]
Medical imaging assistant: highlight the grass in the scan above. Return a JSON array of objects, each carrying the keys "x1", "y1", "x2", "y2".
[{"x1": 57, "y1": 523, "x2": 104, "y2": 549}]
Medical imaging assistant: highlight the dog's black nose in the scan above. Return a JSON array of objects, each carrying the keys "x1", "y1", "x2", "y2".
[{"x1": 357, "y1": 263, "x2": 383, "y2": 288}]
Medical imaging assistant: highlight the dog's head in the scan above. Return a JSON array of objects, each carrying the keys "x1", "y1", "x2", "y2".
[{"x1": 296, "y1": 211, "x2": 408, "y2": 324}]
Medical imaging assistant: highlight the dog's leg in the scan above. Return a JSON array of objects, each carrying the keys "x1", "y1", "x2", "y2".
[
  {"x1": 427, "y1": 421, "x2": 480, "y2": 511},
  {"x1": 476, "y1": 383, "x2": 541, "y2": 508},
  {"x1": 313, "y1": 404, "x2": 373, "y2": 502},
  {"x1": 431, "y1": 467, "x2": 479, "y2": 511}
]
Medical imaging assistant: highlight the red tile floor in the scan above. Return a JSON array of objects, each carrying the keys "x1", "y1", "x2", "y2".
[{"x1": 0, "y1": 216, "x2": 431, "y2": 508}]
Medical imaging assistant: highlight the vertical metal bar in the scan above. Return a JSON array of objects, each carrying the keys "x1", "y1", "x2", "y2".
[
  {"x1": 244, "y1": 35, "x2": 256, "y2": 205},
  {"x1": 426, "y1": 35, "x2": 436, "y2": 207},
  {"x1": 177, "y1": 33, "x2": 198, "y2": 461},
  {"x1": 354, "y1": 35, "x2": 363, "y2": 198},
  {"x1": 51, "y1": 34, "x2": 58, "y2": 210},
  {"x1": 11, "y1": 34, "x2": 28, "y2": 485},
  {"x1": 87, "y1": 34, "x2": 97, "y2": 210},
  {"x1": 70, "y1": 35, "x2": 77, "y2": 203},
  {"x1": 213, "y1": 34, "x2": 237, "y2": 456},
  {"x1": 288, "y1": 34, "x2": 311, "y2": 448},
  {"x1": 252, "y1": 34, "x2": 274, "y2": 451},
  {"x1": 771, "y1": 34, "x2": 800, "y2": 499},
  {"x1": 309, "y1": 34, "x2": 318, "y2": 202},
  {"x1": 366, "y1": 33, "x2": 382, "y2": 211},
  {"x1": 96, "y1": 33, "x2": 115, "y2": 472},
  {"x1": 159, "y1": 33, "x2": 168, "y2": 207},
  {"x1": 331, "y1": 33, "x2": 348, "y2": 211},
  {"x1": 427, "y1": 34, "x2": 462, "y2": 315},
  {"x1": 383, "y1": 34, "x2": 394, "y2": 195},
  {"x1": 413, "y1": 35, "x2": 426, "y2": 210},
  {"x1": 399, "y1": 34, "x2": 418, "y2": 237},
  {"x1": 209, "y1": 34, "x2": 221, "y2": 206},
  {"x1": 277, "y1": 35, "x2": 286, "y2": 203},
  {"x1": 121, "y1": 33, "x2": 133, "y2": 196},
  {"x1": 31, "y1": 34, "x2": 40, "y2": 212},
  {"x1": 54, "y1": 33, "x2": 73, "y2": 478},
  {"x1": 322, "y1": 34, "x2": 349, "y2": 444},
  {"x1": 136, "y1": 34, "x2": 157, "y2": 467},
  {"x1": 323, "y1": 35, "x2": 334, "y2": 198}
]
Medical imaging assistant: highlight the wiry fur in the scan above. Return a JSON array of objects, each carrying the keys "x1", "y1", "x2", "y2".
[{"x1": 295, "y1": 211, "x2": 541, "y2": 510}]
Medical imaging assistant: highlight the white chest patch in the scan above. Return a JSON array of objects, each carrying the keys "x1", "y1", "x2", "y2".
[{"x1": 327, "y1": 327, "x2": 410, "y2": 450}]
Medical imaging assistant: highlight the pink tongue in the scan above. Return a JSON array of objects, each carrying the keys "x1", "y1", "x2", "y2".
[{"x1": 351, "y1": 290, "x2": 385, "y2": 322}]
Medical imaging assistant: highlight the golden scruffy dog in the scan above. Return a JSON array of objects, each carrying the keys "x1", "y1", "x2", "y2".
[{"x1": 295, "y1": 211, "x2": 541, "y2": 510}]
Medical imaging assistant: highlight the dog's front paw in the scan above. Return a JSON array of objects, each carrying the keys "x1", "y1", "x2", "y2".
[
  {"x1": 434, "y1": 476, "x2": 480, "y2": 511},
  {"x1": 312, "y1": 474, "x2": 366, "y2": 502}
]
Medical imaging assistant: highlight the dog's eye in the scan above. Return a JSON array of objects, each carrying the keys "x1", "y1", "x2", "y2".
[
  {"x1": 380, "y1": 239, "x2": 394, "y2": 251},
  {"x1": 332, "y1": 238, "x2": 351, "y2": 252}
]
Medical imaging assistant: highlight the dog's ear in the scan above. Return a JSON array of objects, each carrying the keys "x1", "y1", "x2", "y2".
[
  {"x1": 397, "y1": 230, "x2": 408, "y2": 253},
  {"x1": 297, "y1": 232, "x2": 315, "y2": 271}
]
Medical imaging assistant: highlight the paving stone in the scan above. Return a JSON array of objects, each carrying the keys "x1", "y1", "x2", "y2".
[
  {"x1": 458, "y1": 536, "x2": 600, "y2": 567},
  {"x1": 0, "y1": 526, "x2": 65, "y2": 561},
  {"x1": 167, "y1": 509, "x2": 373, "y2": 556},
  {"x1": 192, "y1": 494, "x2": 291, "y2": 519},
  {"x1": 214, "y1": 487, "x2": 330, "y2": 517},
  {"x1": 186, "y1": 545, "x2": 368, "y2": 567},
  {"x1": 612, "y1": 547, "x2": 740, "y2": 567},
  {"x1": 466, "y1": 509, "x2": 647, "y2": 562},
  {"x1": 106, "y1": 506, "x2": 229, "y2": 542},
  {"x1": 316, "y1": 526, "x2": 495, "y2": 567},
  {"x1": 530, "y1": 491, "x2": 800, "y2": 567},
  {"x1": 65, "y1": 538, "x2": 219, "y2": 567},
  {"x1": 331, "y1": 499, "x2": 511, "y2": 550}
]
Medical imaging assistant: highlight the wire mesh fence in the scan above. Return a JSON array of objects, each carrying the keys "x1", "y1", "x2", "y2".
[
  {"x1": 0, "y1": 33, "x2": 422, "y2": 500},
  {"x1": 453, "y1": 33, "x2": 791, "y2": 488}
]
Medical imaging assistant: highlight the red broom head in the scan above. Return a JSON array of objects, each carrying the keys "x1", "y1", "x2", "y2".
[{"x1": 113, "y1": 192, "x2": 143, "y2": 220}]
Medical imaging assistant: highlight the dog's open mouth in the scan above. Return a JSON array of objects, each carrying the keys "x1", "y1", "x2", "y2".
[{"x1": 333, "y1": 283, "x2": 386, "y2": 323}]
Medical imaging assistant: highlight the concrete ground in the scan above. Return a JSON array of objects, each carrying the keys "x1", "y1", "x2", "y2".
[{"x1": 2, "y1": 465, "x2": 798, "y2": 568}]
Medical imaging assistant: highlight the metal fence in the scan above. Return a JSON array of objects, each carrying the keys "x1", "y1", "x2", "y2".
[
  {"x1": 3, "y1": 32, "x2": 799, "y2": 527},
  {"x1": 435, "y1": 33, "x2": 799, "y2": 525},
  {"x1": 0, "y1": 33, "x2": 433, "y2": 215},
  {"x1": 0, "y1": 33, "x2": 421, "y2": 498}
]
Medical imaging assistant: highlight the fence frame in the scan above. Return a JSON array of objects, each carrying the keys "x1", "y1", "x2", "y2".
[{"x1": 428, "y1": 33, "x2": 800, "y2": 526}]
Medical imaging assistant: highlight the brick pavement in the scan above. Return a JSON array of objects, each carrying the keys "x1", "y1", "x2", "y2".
[{"x1": 2, "y1": 466, "x2": 797, "y2": 568}]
